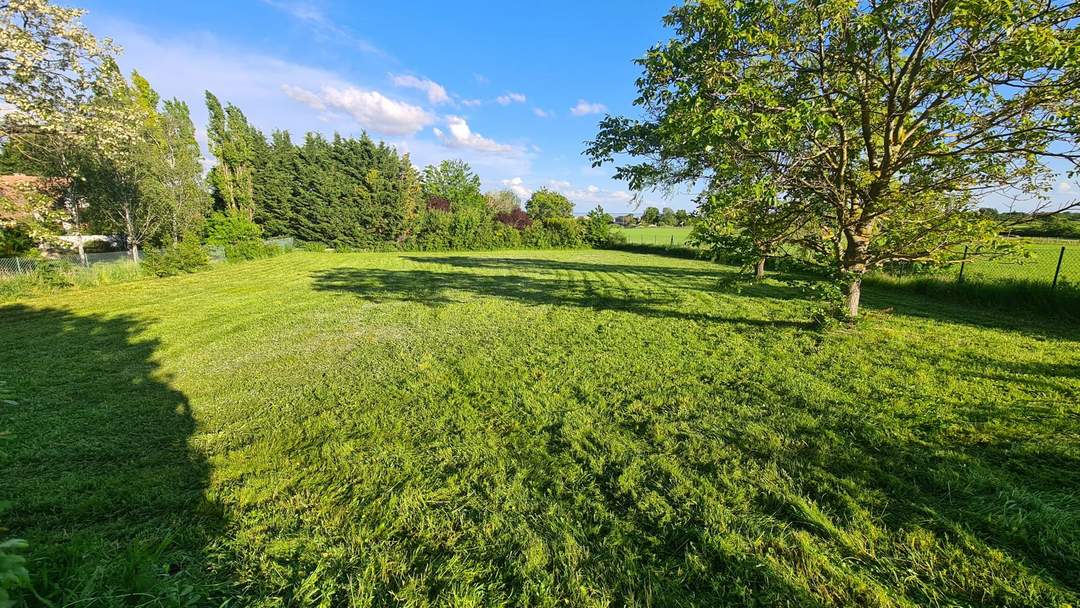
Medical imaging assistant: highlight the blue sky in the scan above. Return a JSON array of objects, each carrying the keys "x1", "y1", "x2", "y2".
[{"x1": 77, "y1": 0, "x2": 697, "y2": 214}]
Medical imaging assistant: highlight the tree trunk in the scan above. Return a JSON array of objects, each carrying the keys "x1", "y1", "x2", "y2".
[
  {"x1": 131, "y1": 242, "x2": 140, "y2": 264},
  {"x1": 844, "y1": 276, "x2": 862, "y2": 319},
  {"x1": 76, "y1": 232, "x2": 86, "y2": 267},
  {"x1": 67, "y1": 182, "x2": 87, "y2": 267},
  {"x1": 754, "y1": 256, "x2": 766, "y2": 280},
  {"x1": 841, "y1": 225, "x2": 872, "y2": 319}
]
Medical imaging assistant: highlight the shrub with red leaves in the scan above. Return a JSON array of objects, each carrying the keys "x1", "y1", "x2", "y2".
[
  {"x1": 496, "y1": 208, "x2": 533, "y2": 230},
  {"x1": 426, "y1": 196, "x2": 451, "y2": 212}
]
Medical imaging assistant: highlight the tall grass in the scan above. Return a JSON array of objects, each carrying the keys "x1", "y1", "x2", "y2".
[
  {"x1": 865, "y1": 272, "x2": 1080, "y2": 320},
  {"x1": 0, "y1": 260, "x2": 144, "y2": 301}
]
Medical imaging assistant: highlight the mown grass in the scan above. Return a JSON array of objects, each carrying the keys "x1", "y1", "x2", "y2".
[
  {"x1": 614, "y1": 226, "x2": 693, "y2": 245},
  {"x1": 1, "y1": 250, "x2": 1078, "y2": 607}
]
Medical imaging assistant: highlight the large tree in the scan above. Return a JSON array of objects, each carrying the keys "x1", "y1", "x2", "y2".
[
  {"x1": 0, "y1": 0, "x2": 116, "y2": 140},
  {"x1": 158, "y1": 98, "x2": 209, "y2": 243},
  {"x1": 1, "y1": 0, "x2": 120, "y2": 264},
  {"x1": 588, "y1": 0, "x2": 1080, "y2": 317},
  {"x1": 82, "y1": 63, "x2": 164, "y2": 262},
  {"x1": 205, "y1": 91, "x2": 261, "y2": 219}
]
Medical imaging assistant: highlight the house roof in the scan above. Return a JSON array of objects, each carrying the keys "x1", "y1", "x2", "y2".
[{"x1": 0, "y1": 174, "x2": 68, "y2": 222}]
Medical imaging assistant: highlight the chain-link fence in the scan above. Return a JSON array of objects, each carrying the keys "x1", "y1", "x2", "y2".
[
  {"x1": 885, "y1": 241, "x2": 1078, "y2": 288},
  {"x1": 0, "y1": 251, "x2": 133, "y2": 276},
  {"x1": 0, "y1": 237, "x2": 296, "y2": 277}
]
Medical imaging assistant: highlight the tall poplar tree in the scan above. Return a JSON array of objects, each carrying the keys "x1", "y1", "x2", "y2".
[{"x1": 159, "y1": 99, "x2": 209, "y2": 242}]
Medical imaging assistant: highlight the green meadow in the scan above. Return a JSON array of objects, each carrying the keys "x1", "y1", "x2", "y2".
[
  {"x1": 614, "y1": 226, "x2": 693, "y2": 246},
  {"x1": 2, "y1": 249, "x2": 1078, "y2": 607}
]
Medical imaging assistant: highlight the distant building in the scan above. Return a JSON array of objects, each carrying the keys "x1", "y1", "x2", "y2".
[
  {"x1": 614, "y1": 214, "x2": 638, "y2": 227},
  {"x1": 0, "y1": 174, "x2": 68, "y2": 224}
]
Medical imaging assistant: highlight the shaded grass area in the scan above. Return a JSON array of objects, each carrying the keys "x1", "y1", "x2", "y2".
[
  {"x1": 2, "y1": 250, "x2": 1078, "y2": 607},
  {"x1": 865, "y1": 273, "x2": 1080, "y2": 323}
]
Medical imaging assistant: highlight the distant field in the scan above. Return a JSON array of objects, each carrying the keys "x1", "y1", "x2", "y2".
[
  {"x1": 956, "y1": 240, "x2": 1078, "y2": 284},
  {"x1": 610, "y1": 229, "x2": 1078, "y2": 286},
  {"x1": 615, "y1": 225, "x2": 693, "y2": 245},
  {"x1": 2, "y1": 249, "x2": 1078, "y2": 607}
]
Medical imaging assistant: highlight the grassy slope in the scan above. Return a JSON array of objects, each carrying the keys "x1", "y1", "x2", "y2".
[{"x1": 1, "y1": 250, "x2": 1078, "y2": 607}]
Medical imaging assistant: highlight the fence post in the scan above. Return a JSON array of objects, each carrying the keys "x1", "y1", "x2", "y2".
[
  {"x1": 1052, "y1": 245, "x2": 1065, "y2": 289},
  {"x1": 670, "y1": 235, "x2": 674, "y2": 247},
  {"x1": 15, "y1": 257, "x2": 21, "y2": 274},
  {"x1": 957, "y1": 245, "x2": 968, "y2": 284}
]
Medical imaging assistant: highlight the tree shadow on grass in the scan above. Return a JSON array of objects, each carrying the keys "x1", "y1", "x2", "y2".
[
  {"x1": 759, "y1": 387, "x2": 1080, "y2": 604},
  {"x1": 859, "y1": 276, "x2": 1080, "y2": 340},
  {"x1": 313, "y1": 255, "x2": 812, "y2": 329},
  {"x1": 0, "y1": 305, "x2": 227, "y2": 606}
]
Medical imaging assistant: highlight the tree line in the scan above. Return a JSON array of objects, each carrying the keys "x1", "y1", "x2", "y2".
[{"x1": 0, "y1": 1, "x2": 626, "y2": 264}]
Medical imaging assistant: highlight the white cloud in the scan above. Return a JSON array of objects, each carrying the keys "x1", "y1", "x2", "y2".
[
  {"x1": 532, "y1": 107, "x2": 552, "y2": 118},
  {"x1": 570, "y1": 99, "x2": 607, "y2": 116},
  {"x1": 284, "y1": 84, "x2": 435, "y2": 135},
  {"x1": 1059, "y1": 181, "x2": 1074, "y2": 193},
  {"x1": 281, "y1": 84, "x2": 326, "y2": 111},
  {"x1": 390, "y1": 74, "x2": 450, "y2": 105},
  {"x1": 496, "y1": 92, "x2": 527, "y2": 105},
  {"x1": 260, "y1": 0, "x2": 385, "y2": 56},
  {"x1": 474, "y1": 73, "x2": 490, "y2": 85},
  {"x1": 434, "y1": 115, "x2": 518, "y2": 155},
  {"x1": 546, "y1": 179, "x2": 634, "y2": 208},
  {"x1": 461, "y1": 98, "x2": 483, "y2": 107},
  {"x1": 501, "y1": 177, "x2": 532, "y2": 199}
]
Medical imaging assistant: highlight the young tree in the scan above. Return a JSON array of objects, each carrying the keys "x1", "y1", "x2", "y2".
[
  {"x1": 588, "y1": 0, "x2": 1080, "y2": 317},
  {"x1": 421, "y1": 159, "x2": 485, "y2": 210},
  {"x1": 525, "y1": 188, "x2": 574, "y2": 221},
  {"x1": 640, "y1": 206, "x2": 660, "y2": 225},
  {"x1": 581, "y1": 205, "x2": 617, "y2": 246}
]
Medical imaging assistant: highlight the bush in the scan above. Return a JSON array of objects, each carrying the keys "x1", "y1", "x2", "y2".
[
  {"x1": 0, "y1": 223, "x2": 37, "y2": 257},
  {"x1": 142, "y1": 239, "x2": 210, "y2": 277},
  {"x1": 524, "y1": 217, "x2": 585, "y2": 248},
  {"x1": 225, "y1": 241, "x2": 283, "y2": 261},
  {"x1": 496, "y1": 209, "x2": 533, "y2": 230},
  {"x1": 205, "y1": 211, "x2": 262, "y2": 246},
  {"x1": 298, "y1": 241, "x2": 329, "y2": 252},
  {"x1": 34, "y1": 260, "x2": 75, "y2": 288},
  {"x1": 581, "y1": 206, "x2": 624, "y2": 247}
]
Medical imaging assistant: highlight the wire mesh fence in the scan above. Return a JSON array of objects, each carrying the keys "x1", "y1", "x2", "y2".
[
  {"x1": 0, "y1": 251, "x2": 133, "y2": 276},
  {"x1": 0, "y1": 238, "x2": 296, "y2": 278},
  {"x1": 884, "y1": 241, "x2": 1078, "y2": 289}
]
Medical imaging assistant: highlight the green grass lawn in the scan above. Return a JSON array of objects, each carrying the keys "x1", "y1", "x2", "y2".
[
  {"x1": 2, "y1": 249, "x2": 1078, "y2": 607},
  {"x1": 615, "y1": 225, "x2": 693, "y2": 245}
]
